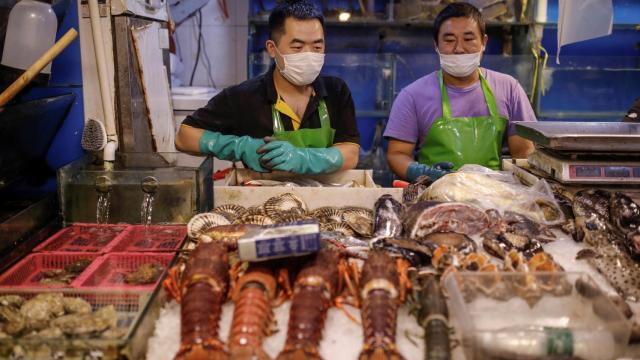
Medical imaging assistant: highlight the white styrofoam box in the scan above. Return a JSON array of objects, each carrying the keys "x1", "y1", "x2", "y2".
[{"x1": 214, "y1": 169, "x2": 403, "y2": 209}]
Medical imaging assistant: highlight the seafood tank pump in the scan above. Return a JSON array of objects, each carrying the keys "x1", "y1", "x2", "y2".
[{"x1": 58, "y1": 154, "x2": 212, "y2": 225}]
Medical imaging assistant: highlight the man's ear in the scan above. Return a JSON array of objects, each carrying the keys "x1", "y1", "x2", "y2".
[{"x1": 265, "y1": 39, "x2": 277, "y2": 58}]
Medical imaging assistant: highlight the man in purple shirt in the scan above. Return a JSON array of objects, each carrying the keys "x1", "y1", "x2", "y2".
[{"x1": 384, "y1": 3, "x2": 536, "y2": 182}]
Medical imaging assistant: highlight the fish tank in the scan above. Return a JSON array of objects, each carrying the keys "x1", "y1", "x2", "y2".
[
  {"x1": 443, "y1": 272, "x2": 632, "y2": 360},
  {"x1": 58, "y1": 153, "x2": 212, "y2": 225}
]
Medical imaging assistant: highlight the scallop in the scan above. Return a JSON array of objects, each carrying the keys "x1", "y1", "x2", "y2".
[
  {"x1": 264, "y1": 193, "x2": 308, "y2": 219},
  {"x1": 211, "y1": 204, "x2": 247, "y2": 222},
  {"x1": 343, "y1": 213, "x2": 373, "y2": 237},
  {"x1": 187, "y1": 212, "x2": 231, "y2": 238},
  {"x1": 233, "y1": 215, "x2": 275, "y2": 226},
  {"x1": 245, "y1": 206, "x2": 267, "y2": 216},
  {"x1": 273, "y1": 210, "x2": 310, "y2": 224},
  {"x1": 310, "y1": 207, "x2": 343, "y2": 223},
  {"x1": 341, "y1": 206, "x2": 374, "y2": 220},
  {"x1": 321, "y1": 222, "x2": 355, "y2": 237}
]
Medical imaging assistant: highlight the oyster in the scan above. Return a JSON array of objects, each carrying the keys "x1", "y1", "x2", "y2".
[
  {"x1": 373, "y1": 194, "x2": 404, "y2": 238},
  {"x1": 51, "y1": 305, "x2": 117, "y2": 336},
  {"x1": 404, "y1": 201, "x2": 491, "y2": 240},
  {"x1": 62, "y1": 297, "x2": 92, "y2": 314},
  {"x1": 64, "y1": 258, "x2": 92, "y2": 274},
  {"x1": 0, "y1": 295, "x2": 24, "y2": 308},
  {"x1": 125, "y1": 263, "x2": 164, "y2": 285},
  {"x1": 0, "y1": 306, "x2": 26, "y2": 335},
  {"x1": 20, "y1": 293, "x2": 64, "y2": 330},
  {"x1": 187, "y1": 212, "x2": 231, "y2": 239}
]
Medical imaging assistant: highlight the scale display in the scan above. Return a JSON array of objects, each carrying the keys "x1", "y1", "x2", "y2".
[{"x1": 528, "y1": 150, "x2": 640, "y2": 184}]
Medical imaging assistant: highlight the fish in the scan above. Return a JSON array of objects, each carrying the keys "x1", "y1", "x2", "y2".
[
  {"x1": 373, "y1": 194, "x2": 405, "y2": 238},
  {"x1": 573, "y1": 189, "x2": 640, "y2": 302},
  {"x1": 403, "y1": 201, "x2": 491, "y2": 240}
]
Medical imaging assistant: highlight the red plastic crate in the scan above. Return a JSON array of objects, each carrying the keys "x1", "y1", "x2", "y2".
[
  {"x1": 0, "y1": 253, "x2": 100, "y2": 288},
  {"x1": 74, "y1": 252, "x2": 174, "y2": 290},
  {"x1": 33, "y1": 224, "x2": 129, "y2": 253},
  {"x1": 110, "y1": 225, "x2": 187, "y2": 252}
]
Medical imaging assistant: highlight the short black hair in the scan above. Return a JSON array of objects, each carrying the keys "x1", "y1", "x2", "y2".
[
  {"x1": 268, "y1": 0, "x2": 325, "y2": 43},
  {"x1": 433, "y1": 3, "x2": 485, "y2": 44}
]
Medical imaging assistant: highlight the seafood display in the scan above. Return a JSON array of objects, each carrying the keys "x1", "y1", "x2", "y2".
[
  {"x1": 358, "y1": 251, "x2": 405, "y2": 360},
  {"x1": 572, "y1": 189, "x2": 640, "y2": 301},
  {"x1": 39, "y1": 258, "x2": 92, "y2": 285},
  {"x1": 125, "y1": 263, "x2": 164, "y2": 285},
  {"x1": 277, "y1": 249, "x2": 341, "y2": 360},
  {"x1": 164, "y1": 241, "x2": 230, "y2": 359}
]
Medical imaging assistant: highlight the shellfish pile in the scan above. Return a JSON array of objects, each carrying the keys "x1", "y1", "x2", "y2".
[{"x1": 188, "y1": 193, "x2": 375, "y2": 241}]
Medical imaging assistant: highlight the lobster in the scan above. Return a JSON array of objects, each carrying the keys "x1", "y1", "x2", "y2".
[
  {"x1": 358, "y1": 250, "x2": 407, "y2": 360},
  {"x1": 412, "y1": 272, "x2": 451, "y2": 360},
  {"x1": 276, "y1": 249, "x2": 342, "y2": 360},
  {"x1": 227, "y1": 264, "x2": 279, "y2": 360},
  {"x1": 163, "y1": 240, "x2": 230, "y2": 360}
]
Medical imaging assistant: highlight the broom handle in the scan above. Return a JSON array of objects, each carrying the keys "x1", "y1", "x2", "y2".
[{"x1": 0, "y1": 28, "x2": 78, "y2": 107}]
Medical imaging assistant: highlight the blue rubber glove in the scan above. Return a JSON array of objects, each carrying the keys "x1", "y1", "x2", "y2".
[
  {"x1": 199, "y1": 130, "x2": 267, "y2": 172},
  {"x1": 406, "y1": 161, "x2": 452, "y2": 183},
  {"x1": 258, "y1": 140, "x2": 344, "y2": 174}
]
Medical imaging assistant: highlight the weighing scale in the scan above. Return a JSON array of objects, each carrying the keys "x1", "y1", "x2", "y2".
[{"x1": 515, "y1": 122, "x2": 640, "y2": 184}]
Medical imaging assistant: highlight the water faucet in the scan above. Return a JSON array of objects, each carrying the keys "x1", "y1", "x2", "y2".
[
  {"x1": 141, "y1": 176, "x2": 158, "y2": 194},
  {"x1": 95, "y1": 175, "x2": 112, "y2": 193}
]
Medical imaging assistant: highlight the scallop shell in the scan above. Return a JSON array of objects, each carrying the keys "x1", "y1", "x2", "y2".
[
  {"x1": 233, "y1": 215, "x2": 275, "y2": 226},
  {"x1": 187, "y1": 212, "x2": 231, "y2": 238},
  {"x1": 273, "y1": 210, "x2": 310, "y2": 224},
  {"x1": 343, "y1": 212, "x2": 373, "y2": 237},
  {"x1": 341, "y1": 206, "x2": 374, "y2": 220},
  {"x1": 211, "y1": 204, "x2": 247, "y2": 222},
  {"x1": 245, "y1": 206, "x2": 267, "y2": 216},
  {"x1": 310, "y1": 207, "x2": 343, "y2": 223},
  {"x1": 263, "y1": 193, "x2": 308, "y2": 219},
  {"x1": 321, "y1": 222, "x2": 356, "y2": 237}
]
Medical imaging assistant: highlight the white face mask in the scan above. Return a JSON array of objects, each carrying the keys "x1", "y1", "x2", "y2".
[
  {"x1": 274, "y1": 46, "x2": 325, "y2": 86},
  {"x1": 437, "y1": 49, "x2": 483, "y2": 78}
]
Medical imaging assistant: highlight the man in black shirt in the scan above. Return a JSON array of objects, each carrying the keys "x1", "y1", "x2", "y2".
[
  {"x1": 175, "y1": 0, "x2": 359, "y2": 174},
  {"x1": 623, "y1": 97, "x2": 640, "y2": 122}
]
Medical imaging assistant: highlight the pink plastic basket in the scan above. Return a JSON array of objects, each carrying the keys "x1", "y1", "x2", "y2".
[
  {"x1": 33, "y1": 224, "x2": 129, "y2": 253},
  {"x1": 110, "y1": 225, "x2": 187, "y2": 252},
  {"x1": 0, "y1": 253, "x2": 100, "y2": 288},
  {"x1": 74, "y1": 252, "x2": 174, "y2": 290}
]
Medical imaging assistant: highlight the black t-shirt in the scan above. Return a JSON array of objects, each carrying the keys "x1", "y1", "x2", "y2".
[
  {"x1": 182, "y1": 66, "x2": 360, "y2": 145},
  {"x1": 623, "y1": 97, "x2": 640, "y2": 122}
]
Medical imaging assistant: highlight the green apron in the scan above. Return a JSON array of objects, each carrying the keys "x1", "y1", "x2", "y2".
[
  {"x1": 418, "y1": 70, "x2": 508, "y2": 170},
  {"x1": 271, "y1": 98, "x2": 335, "y2": 148}
]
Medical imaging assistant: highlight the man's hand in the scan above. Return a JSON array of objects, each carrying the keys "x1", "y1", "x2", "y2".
[{"x1": 258, "y1": 138, "x2": 344, "y2": 174}]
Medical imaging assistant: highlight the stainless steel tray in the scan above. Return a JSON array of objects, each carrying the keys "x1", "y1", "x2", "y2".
[{"x1": 515, "y1": 122, "x2": 640, "y2": 152}]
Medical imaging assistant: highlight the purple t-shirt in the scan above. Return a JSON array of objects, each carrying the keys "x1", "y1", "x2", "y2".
[{"x1": 384, "y1": 68, "x2": 537, "y2": 147}]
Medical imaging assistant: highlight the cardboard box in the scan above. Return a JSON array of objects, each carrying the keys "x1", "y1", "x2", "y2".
[{"x1": 214, "y1": 169, "x2": 402, "y2": 209}]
